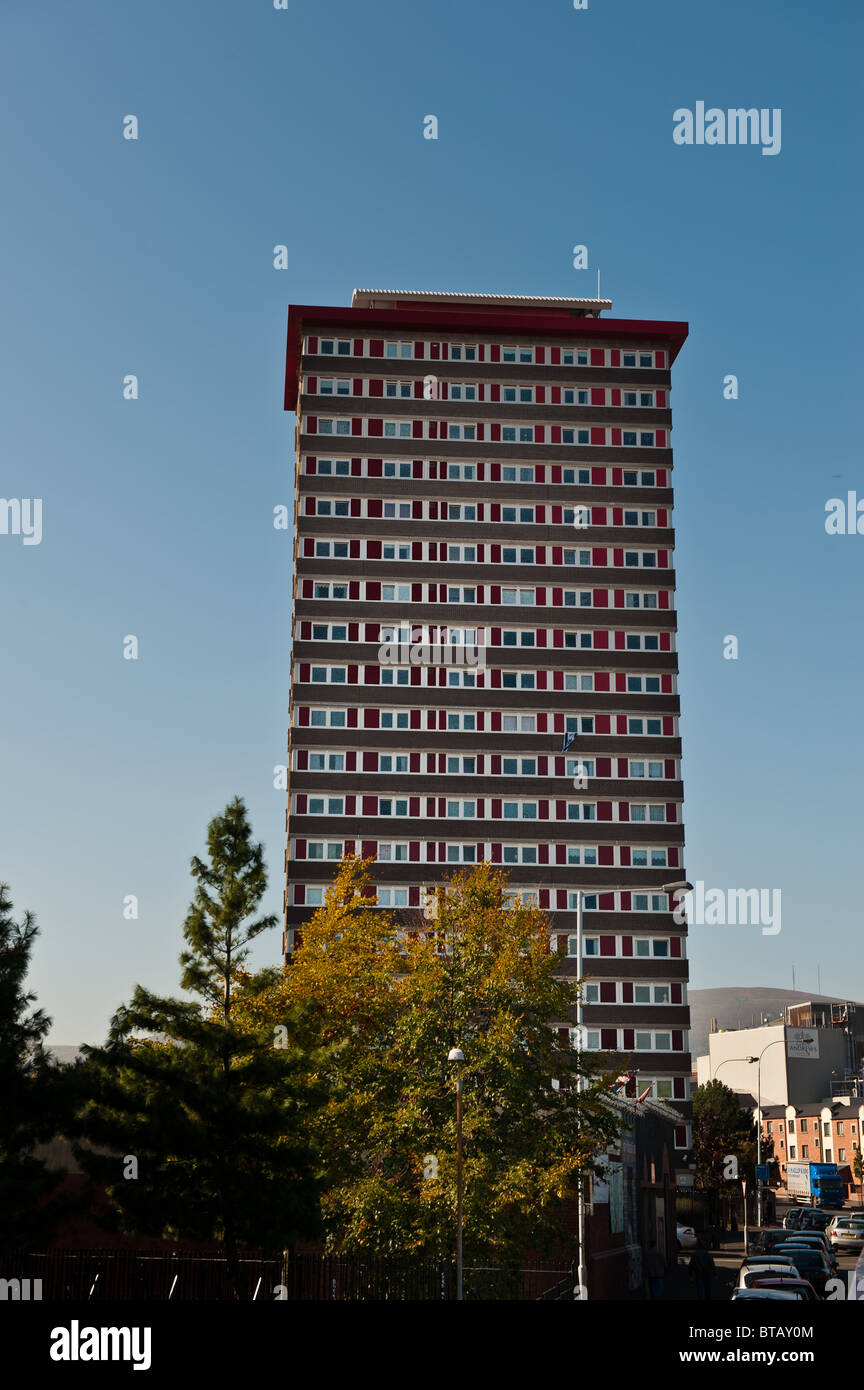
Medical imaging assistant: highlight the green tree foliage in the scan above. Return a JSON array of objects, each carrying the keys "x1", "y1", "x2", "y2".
[
  {"x1": 69, "y1": 799, "x2": 322, "y2": 1293},
  {"x1": 234, "y1": 856, "x2": 621, "y2": 1262},
  {"x1": 692, "y1": 1078, "x2": 769, "y2": 1189},
  {"x1": 0, "y1": 883, "x2": 70, "y2": 1250}
]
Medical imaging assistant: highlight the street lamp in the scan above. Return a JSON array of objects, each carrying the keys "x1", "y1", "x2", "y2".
[
  {"x1": 755, "y1": 1039, "x2": 785, "y2": 1227},
  {"x1": 572, "y1": 888, "x2": 588, "y2": 1301},
  {"x1": 711, "y1": 1056, "x2": 757, "y2": 1082},
  {"x1": 448, "y1": 1047, "x2": 464, "y2": 1301},
  {"x1": 662, "y1": 880, "x2": 693, "y2": 919}
]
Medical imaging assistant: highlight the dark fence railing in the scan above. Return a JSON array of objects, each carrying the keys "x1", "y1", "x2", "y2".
[{"x1": 0, "y1": 1250, "x2": 570, "y2": 1302}]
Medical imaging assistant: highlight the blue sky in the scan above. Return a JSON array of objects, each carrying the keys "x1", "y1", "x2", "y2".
[{"x1": 1, "y1": 0, "x2": 862, "y2": 1044}]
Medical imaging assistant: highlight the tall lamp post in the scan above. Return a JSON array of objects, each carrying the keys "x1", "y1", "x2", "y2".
[
  {"x1": 448, "y1": 1047, "x2": 464, "y2": 1301},
  {"x1": 756, "y1": 1039, "x2": 785, "y2": 1227},
  {"x1": 573, "y1": 888, "x2": 587, "y2": 1301}
]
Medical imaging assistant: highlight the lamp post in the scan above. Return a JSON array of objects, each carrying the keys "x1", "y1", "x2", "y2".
[
  {"x1": 755, "y1": 1039, "x2": 785, "y2": 1228},
  {"x1": 448, "y1": 1046, "x2": 464, "y2": 1301},
  {"x1": 573, "y1": 888, "x2": 588, "y2": 1301}
]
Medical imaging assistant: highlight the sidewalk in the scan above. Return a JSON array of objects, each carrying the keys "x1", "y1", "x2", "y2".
[{"x1": 641, "y1": 1235, "x2": 746, "y2": 1302}]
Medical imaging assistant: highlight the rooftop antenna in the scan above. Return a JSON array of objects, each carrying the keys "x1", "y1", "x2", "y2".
[
  {"x1": 792, "y1": 962, "x2": 796, "y2": 992},
  {"x1": 817, "y1": 965, "x2": 822, "y2": 995},
  {"x1": 596, "y1": 268, "x2": 601, "y2": 300}
]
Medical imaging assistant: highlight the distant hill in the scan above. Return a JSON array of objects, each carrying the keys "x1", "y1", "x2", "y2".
[{"x1": 688, "y1": 987, "x2": 862, "y2": 1061}]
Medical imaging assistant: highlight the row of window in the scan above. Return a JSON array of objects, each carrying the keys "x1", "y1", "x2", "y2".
[
  {"x1": 577, "y1": 1028, "x2": 686, "y2": 1053},
  {"x1": 308, "y1": 416, "x2": 667, "y2": 449},
  {"x1": 306, "y1": 335, "x2": 666, "y2": 370},
  {"x1": 302, "y1": 580, "x2": 669, "y2": 610},
  {"x1": 786, "y1": 1145, "x2": 858, "y2": 1162},
  {"x1": 291, "y1": 879, "x2": 681, "y2": 917},
  {"x1": 304, "y1": 457, "x2": 667, "y2": 488},
  {"x1": 296, "y1": 707, "x2": 676, "y2": 737},
  {"x1": 296, "y1": 664, "x2": 675, "y2": 696},
  {"x1": 304, "y1": 538, "x2": 670, "y2": 571},
  {"x1": 305, "y1": 497, "x2": 668, "y2": 529},
  {"x1": 293, "y1": 794, "x2": 679, "y2": 824},
  {"x1": 311, "y1": 376, "x2": 665, "y2": 408},
  {"x1": 288, "y1": 881, "x2": 685, "y2": 948},
  {"x1": 637, "y1": 1077, "x2": 689, "y2": 1101},
  {"x1": 295, "y1": 752, "x2": 677, "y2": 780},
  {"x1": 767, "y1": 1116, "x2": 860, "y2": 1136},
  {"x1": 568, "y1": 933, "x2": 683, "y2": 956},
  {"x1": 579, "y1": 981, "x2": 685, "y2": 1006},
  {"x1": 299, "y1": 621, "x2": 672, "y2": 652},
  {"x1": 292, "y1": 838, "x2": 677, "y2": 868}
]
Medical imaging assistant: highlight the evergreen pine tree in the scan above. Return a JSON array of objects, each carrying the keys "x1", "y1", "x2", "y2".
[
  {"x1": 71, "y1": 798, "x2": 322, "y2": 1295},
  {"x1": 0, "y1": 883, "x2": 68, "y2": 1251}
]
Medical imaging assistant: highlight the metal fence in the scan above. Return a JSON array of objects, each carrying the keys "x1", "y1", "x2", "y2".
[{"x1": 0, "y1": 1250, "x2": 570, "y2": 1301}]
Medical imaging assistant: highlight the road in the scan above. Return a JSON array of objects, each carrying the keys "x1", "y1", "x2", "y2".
[{"x1": 660, "y1": 1196, "x2": 861, "y2": 1301}]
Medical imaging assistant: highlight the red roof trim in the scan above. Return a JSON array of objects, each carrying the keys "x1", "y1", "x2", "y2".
[{"x1": 284, "y1": 303, "x2": 689, "y2": 409}]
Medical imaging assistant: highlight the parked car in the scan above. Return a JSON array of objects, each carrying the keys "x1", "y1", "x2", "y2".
[
  {"x1": 747, "y1": 1276, "x2": 821, "y2": 1301},
  {"x1": 676, "y1": 1222, "x2": 698, "y2": 1250},
  {"x1": 799, "y1": 1208, "x2": 834, "y2": 1230},
  {"x1": 775, "y1": 1232, "x2": 837, "y2": 1267},
  {"x1": 827, "y1": 1214, "x2": 864, "y2": 1253},
  {"x1": 771, "y1": 1246, "x2": 832, "y2": 1296},
  {"x1": 731, "y1": 1287, "x2": 804, "y2": 1301},
  {"x1": 756, "y1": 1228, "x2": 796, "y2": 1254},
  {"x1": 736, "y1": 1257, "x2": 798, "y2": 1288}
]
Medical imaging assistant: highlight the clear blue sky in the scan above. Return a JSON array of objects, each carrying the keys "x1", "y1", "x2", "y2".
[{"x1": 1, "y1": 0, "x2": 862, "y2": 1044}]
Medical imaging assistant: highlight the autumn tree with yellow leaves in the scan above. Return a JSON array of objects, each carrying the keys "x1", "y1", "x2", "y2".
[{"x1": 233, "y1": 855, "x2": 620, "y2": 1263}]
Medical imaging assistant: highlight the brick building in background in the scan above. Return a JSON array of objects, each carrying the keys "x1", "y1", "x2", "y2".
[{"x1": 282, "y1": 289, "x2": 692, "y2": 1156}]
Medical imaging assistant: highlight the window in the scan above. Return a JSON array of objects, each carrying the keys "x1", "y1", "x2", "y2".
[
  {"x1": 307, "y1": 753, "x2": 345, "y2": 772},
  {"x1": 575, "y1": 937, "x2": 599, "y2": 956},
  {"x1": 317, "y1": 338, "x2": 352, "y2": 357},
  {"x1": 501, "y1": 346, "x2": 533, "y2": 363},
  {"x1": 385, "y1": 342, "x2": 413, "y2": 359}
]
